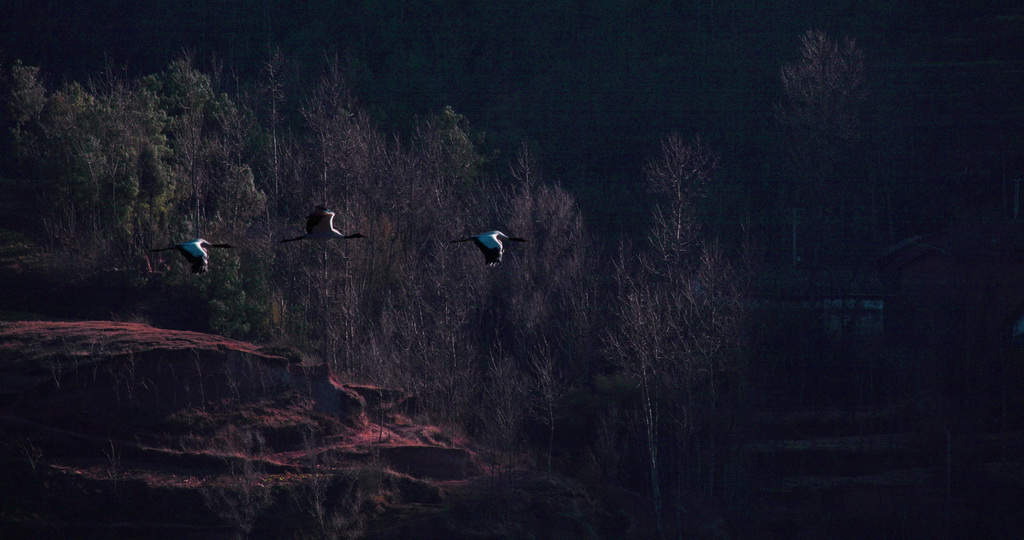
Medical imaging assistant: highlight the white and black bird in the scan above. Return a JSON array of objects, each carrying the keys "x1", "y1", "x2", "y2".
[
  {"x1": 281, "y1": 206, "x2": 365, "y2": 243},
  {"x1": 450, "y1": 230, "x2": 527, "y2": 266},
  {"x1": 151, "y1": 238, "x2": 234, "y2": 274}
]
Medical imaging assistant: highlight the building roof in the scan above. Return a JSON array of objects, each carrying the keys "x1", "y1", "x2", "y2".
[{"x1": 879, "y1": 222, "x2": 1024, "y2": 271}]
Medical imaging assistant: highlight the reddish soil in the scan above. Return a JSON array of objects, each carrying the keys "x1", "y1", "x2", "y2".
[
  {"x1": 0, "y1": 320, "x2": 277, "y2": 359},
  {"x1": 0, "y1": 320, "x2": 501, "y2": 538}
]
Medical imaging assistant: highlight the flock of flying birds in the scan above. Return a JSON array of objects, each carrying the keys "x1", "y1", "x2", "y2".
[{"x1": 151, "y1": 206, "x2": 528, "y2": 274}]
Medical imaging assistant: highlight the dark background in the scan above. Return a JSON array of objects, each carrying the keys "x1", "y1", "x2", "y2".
[
  {"x1": 2, "y1": 2, "x2": 1024, "y2": 537},
  {"x1": 3, "y1": 0, "x2": 1022, "y2": 246}
]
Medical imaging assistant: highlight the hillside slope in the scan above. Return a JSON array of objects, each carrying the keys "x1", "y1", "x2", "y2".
[{"x1": 1, "y1": 320, "x2": 588, "y2": 538}]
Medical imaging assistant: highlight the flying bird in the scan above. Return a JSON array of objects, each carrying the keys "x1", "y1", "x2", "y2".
[
  {"x1": 450, "y1": 230, "x2": 527, "y2": 266},
  {"x1": 281, "y1": 206, "x2": 365, "y2": 243},
  {"x1": 151, "y1": 238, "x2": 233, "y2": 274}
]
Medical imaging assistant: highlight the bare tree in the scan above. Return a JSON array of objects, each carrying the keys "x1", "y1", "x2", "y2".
[
  {"x1": 528, "y1": 344, "x2": 570, "y2": 479},
  {"x1": 777, "y1": 30, "x2": 865, "y2": 161},
  {"x1": 292, "y1": 432, "x2": 373, "y2": 539},
  {"x1": 201, "y1": 427, "x2": 273, "y2": 539},
  {"x1": 607, "y1": 255, "x2": 669, "y2": 532},
  {"x1": 607, "y1": 134, "x2": 746, "y2": 535},
  {"x1": 643, "y1": 134, "x2": 718, "y2": 272},
  {"x1": 103, "y1": 437, "x2": 124, "y2": 491},
  {"x1": 480, "y1": 352, "x2": 528, "y2": 521},
  {"x1": 257, "y1": 47, "x2": 286, "y2": 209},
  {"x1": 17, "y1": 438, "x2": 44, "y2": 476},
  {"x1": 776, "y1": 29, "x2": 867, "y2": 264},
  {"x1": 504, "y1": 143, "x2": 595, "y2": 378}
]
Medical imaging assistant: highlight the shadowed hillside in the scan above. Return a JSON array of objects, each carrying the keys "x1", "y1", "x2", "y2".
[{"x1": 0, "y1": 320, "x2": 611, "y2": 538}]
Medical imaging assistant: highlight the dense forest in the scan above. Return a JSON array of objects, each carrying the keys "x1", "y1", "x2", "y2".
[
  {"x1": 2, "y1": 0, "x2": 1023, "y2": 537},
  {"x1": 5, "y1": 0, "x2": 1024, "y2": 242}
]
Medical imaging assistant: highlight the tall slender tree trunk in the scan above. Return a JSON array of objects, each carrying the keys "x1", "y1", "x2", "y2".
[{"x1": 640, "y1": 371, "x2": 663, "y2": 535}]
